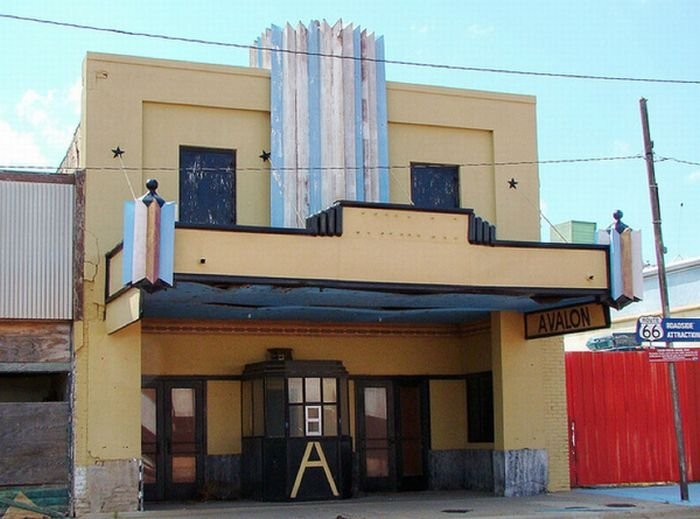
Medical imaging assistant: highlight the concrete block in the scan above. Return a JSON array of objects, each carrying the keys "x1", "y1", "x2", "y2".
[
  {"x1": 72, "y1": 459, "x2": 139, "y2": 516},
  {"x1": 464, "y1": 449, "x2": 494, "y2": 491},
  {"x1": 429, "y1": 450, "x2": 465, "y2": 490},
  {"x1": 493, "y1": 449, "x2": 547, "y2": 497}
]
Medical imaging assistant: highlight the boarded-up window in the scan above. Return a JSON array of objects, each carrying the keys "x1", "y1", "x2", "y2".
[
  {"x1": 410, "y1": 164, "x2": 459, "y2": 209},
  {"x1": 179, "y1": 147, "x2": 236, "y2": 226},
  {"x1": 466, "y1": 371, "x2": 494, "y2": 443},
  {"x1": 0, "y1": 402, "x2": 69, "y2": 486}
]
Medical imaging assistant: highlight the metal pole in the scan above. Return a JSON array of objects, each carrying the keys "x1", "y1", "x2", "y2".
[{"x1": 639, "y1": 97, "x2": 689, "y2": 501}]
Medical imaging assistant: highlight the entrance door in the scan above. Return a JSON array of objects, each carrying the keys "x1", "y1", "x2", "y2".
[
  {"x1": 356, "y1": 379, "x2": 429, "y2": 492},
  {"x1": 141, "y1": 380, "x2": 205, "y2": 501}
]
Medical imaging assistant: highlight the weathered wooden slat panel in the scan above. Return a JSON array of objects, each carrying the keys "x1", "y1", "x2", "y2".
[
  {"x1": 375, "y1": 36, "x2": 390, "y2": 202},
  {"x1": 330, "y1": 20, "x2": 345, "y2": 204},
  {"x1": 342, "y1": 23, "x2": 357, "y2": 200},
  {"x1": 319, "y1": 20, "x2": 334, "y2": 210},
  {"x1": 256, "y1": 21, "x2": 388, "y2": 219},
  {"x1": 269, "y1": 24, "x2": 285, "y2": 227},
  {"x1": 0, "y1": 321, "x2": 70, "y2": 363},
  {"x1": 295, "y1": 23, "x2": 310, "y2": 225},
  {"x1": 0, "y1": 403, "x2": 69, "y2": 486},
  {"x1": 283, "y1": 23, "x2": 298, "y2": 227},
  {"x1": 362, "y1": 31, "x2": 379, "y2": 201},
  {"x1": 307, "y1": 21, "x2": 322, "y2": 216}
]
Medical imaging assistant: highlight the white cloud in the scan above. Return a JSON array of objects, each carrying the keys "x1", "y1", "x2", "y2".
[
  {"x1": 68, "y1": 78, "x2": 82, "y2": 116},
  {"x1": 466, "y1": 24, "x2": 494, "y2": 39},
  {"x1": 10, "y1": 79, "x2": 81, "y2": 165},
  {"x1": 687, "y1": 170, "x2": 700, "y2": 183},
  {"x1": 0, "y1": 119, "x2": 49, "y2": 166},
  {"x1": 612, "y1": 139, "x2": 632, "y2": 156},
  {"x1": 16, "y1": 89, "x2": 75, "y2": 149},
  {"x1": 410, "y1": 23, "x2": 433, "y2": 34}
]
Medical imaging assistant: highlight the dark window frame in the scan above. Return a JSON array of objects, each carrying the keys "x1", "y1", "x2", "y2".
[
  {"x1": 410, "y1": 162, "x2": 460, "y2": 209},
  {"x1": 466, "y1": 371, "x2": 494, "y2": 443},
  {"x1": 179, "y1": 146, "x2": 237, "y2": 226}
]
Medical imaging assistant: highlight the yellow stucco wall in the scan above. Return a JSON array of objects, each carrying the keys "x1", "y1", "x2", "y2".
[
  {"x1": 429, "y1": 380, "x2": 467, "y2": 450},
  {"x1": 491, "y1": 311, "x2": 546, "y2": 452},
  {"x1": 207, "y1": 381, "x2": 241, "y2": 455},
  {"x1": 74, "y1": 319, "x2": 142, "y2": 464},
  {"x1": 142, "y1": 329, "x2": 468, "y2": 376}
]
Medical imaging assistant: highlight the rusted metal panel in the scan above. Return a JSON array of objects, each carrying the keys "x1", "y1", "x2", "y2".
[
  {"x1": 0, "y1": 402, "x2": 70, "y2": 486},
  {"x1": 567, "y1": 351, "x2": 700, "y2": 486},
  {"x1": 0, "y1": 178, "x2": 74, "y2": 319},
  {"x1": 0, "y1": 321, "x2": 70, "y2": 363}
]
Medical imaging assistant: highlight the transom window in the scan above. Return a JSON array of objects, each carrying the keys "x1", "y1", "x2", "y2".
[{"x1": 288, "y1": 377, "x2": 338, "y2": 437}]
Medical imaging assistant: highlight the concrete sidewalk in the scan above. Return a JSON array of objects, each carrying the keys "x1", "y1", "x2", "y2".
[{"x1": 83, "y1": 487, "x2": 700, "y2": 518}]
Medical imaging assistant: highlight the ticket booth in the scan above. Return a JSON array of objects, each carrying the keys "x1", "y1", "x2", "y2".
[{"x1": 241, "y1": 351, "x2": 352, "y2": 501}]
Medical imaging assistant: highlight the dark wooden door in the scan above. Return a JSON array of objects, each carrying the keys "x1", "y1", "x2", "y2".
[
  {"x1": 142, "y1": 380, "x2": 205, "y2": 501},
  {"x1": 395, "y1": 380, "x2": 429, "y2": 491},
  {"x1": 356, "y1": 379, "x2": 429, "y2": 492}
]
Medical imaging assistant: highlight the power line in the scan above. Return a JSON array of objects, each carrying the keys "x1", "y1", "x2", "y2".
[
  {"x1": 656, "y1": 156, "x2": 700, "y2": 167},
  {"x1": 0, "y1": 154, "x2": 646, "y2": 174},
  {"x1": 1, "y1": 13, "x2": 699, "y2": 85}
]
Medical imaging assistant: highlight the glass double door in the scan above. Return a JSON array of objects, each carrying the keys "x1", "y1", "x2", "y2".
[
  {"x1": 141, "y1": 379, "x2": 204, "y2": 501},
  {"x1": 356, "y1": 379, "x2": 429, "y2": 492}
]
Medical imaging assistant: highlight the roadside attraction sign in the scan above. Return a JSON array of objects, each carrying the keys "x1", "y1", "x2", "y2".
[
  {"x1": 636, "y1": 316, "x2": 700, "y2": 343},
  {"x1": 636, "y1": 315, "x2": 700, "y2": 363}
]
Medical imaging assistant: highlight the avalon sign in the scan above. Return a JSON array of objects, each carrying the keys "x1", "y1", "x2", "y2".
[{"x1": 525, "y1": 302, "x2": 610, "y2": 339}]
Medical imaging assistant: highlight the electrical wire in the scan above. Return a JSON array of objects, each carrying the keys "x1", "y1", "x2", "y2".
[
  {"x1": 656, "y1": 156, "x2": 700, "y2": 167},
  {"x1": 0, "y1": 154, "x2": 647, "y2": 174},
  {"x1": 1, "y1": 13, "x2": 699, "y2": 85}
]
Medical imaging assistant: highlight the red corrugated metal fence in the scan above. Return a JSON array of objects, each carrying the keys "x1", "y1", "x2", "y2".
[{"x1": 566, "y1": 351, "x2": 700, "y2": 486}]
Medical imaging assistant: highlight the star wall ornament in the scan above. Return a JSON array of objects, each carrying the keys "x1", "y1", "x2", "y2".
[
  {"x1": 112, "y1": 146, "x2": 125, "y2": 158},
  {"x1": 259, "y1": 149, "x2": 271, "y2": 162},
  {"x1": 508, "y1": 177, "x2": 518, "y2": 189}
]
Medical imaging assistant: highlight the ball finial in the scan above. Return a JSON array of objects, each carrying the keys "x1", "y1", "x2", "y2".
[{"x1": 146, "y1": 178, "x2": 159, "y2": 192}]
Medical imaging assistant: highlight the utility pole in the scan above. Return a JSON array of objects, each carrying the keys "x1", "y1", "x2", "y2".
[{"x1": 639, "y1": 97, "x2": 689, "y2": 501}]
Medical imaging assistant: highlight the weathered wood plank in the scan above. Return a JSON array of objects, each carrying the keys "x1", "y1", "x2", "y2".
[
  {"x1": 283, "y1": 23, "x2": 298, "y2": 227},
  {"x1": 0, "y1": 362, "x2": 69, "y2": 373},
  {"x1": 342, "y1": 23, "x2": 357, "y2": 200},
  {"x1": 330, "y1": 20, "x2": 345, "y2": 204},
  {"x1": 320, "y1": 20, "x2": 334, "y2": 210},
  {"x1": 0, "y1": 321, "x2": 70, "y2": 363},
  {"x1": 364, "y1": 32, "x2": 379, "y2": 201},
  {"x1": 295, "y1": 22, "x2": 310, "y2": 223},
  {"x1": 0, "y1": 403, "x2": 69, "y2": 486}
]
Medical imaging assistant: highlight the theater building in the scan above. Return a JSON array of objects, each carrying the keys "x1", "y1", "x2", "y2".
[{"x1": 62, "y1": 22, "x2": 638, "y2": 515}]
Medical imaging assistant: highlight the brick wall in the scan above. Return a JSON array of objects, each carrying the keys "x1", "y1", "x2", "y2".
[{"x1": 540, "y1": 336, "x2": 570, "y2": 491}]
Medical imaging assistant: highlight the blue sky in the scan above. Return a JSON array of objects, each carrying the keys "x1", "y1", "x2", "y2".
[{"x1": 1, "y1": 0, "x2": 698, "y2": 264}]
